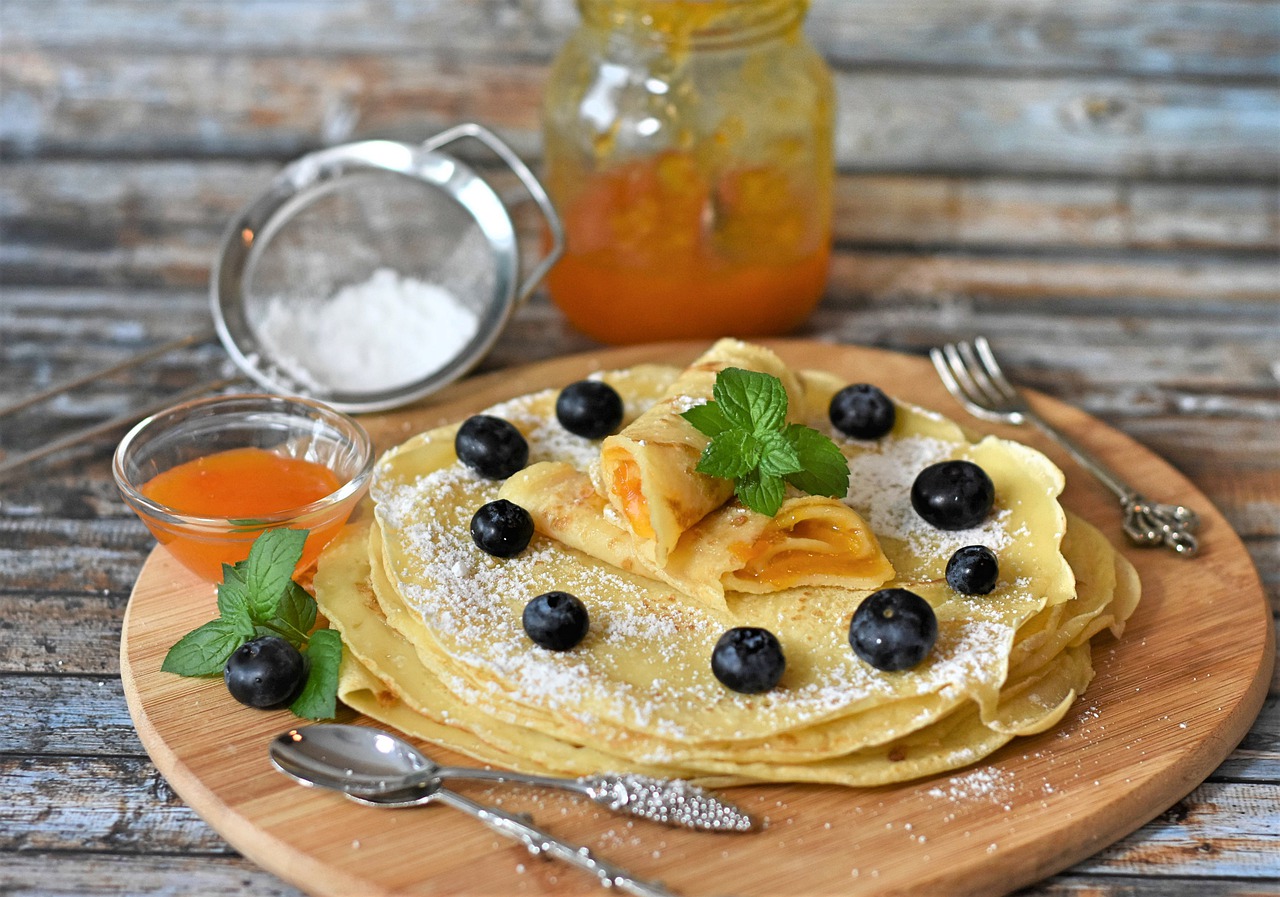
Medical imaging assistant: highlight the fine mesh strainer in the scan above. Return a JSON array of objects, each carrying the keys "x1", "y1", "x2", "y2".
[{"x1": 211, "y1": 122, "x2": 563, "y2": 413}]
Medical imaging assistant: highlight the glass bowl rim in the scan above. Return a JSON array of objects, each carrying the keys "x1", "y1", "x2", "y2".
[{"x1": 112, "y1": 392, "x2": 374, "y2": 531}]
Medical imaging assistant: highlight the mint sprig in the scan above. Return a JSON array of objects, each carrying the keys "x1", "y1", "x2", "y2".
[
  {"x1": 161, "y1": 527, "x2": 342, "y2": 720},
  {"x1": 680, "y1": 368, "x2": 849, "y2": 516}
]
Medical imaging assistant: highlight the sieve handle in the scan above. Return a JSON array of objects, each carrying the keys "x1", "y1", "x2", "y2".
[{"x1": 421, "y1": 123, "x2": 564, "y2": 304}]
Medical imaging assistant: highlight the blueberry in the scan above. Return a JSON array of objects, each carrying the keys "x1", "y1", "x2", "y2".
[
  {"x1": 711, "y1": 627, "x2": 786, "y2": 694},
  {"x1": 849, "y1": 588, "x2": 938, "y2": 672},
  {"x1": 910, "y1": 460, "x2": 995, "y2": 530},
  {"x1": 556, "y1": 380, "x2": 625, "y2": 439},
  {"x1": 455, "y1": 415, "x2": 528, "y2": 479},
  {"x1": 522, "y1": 591, "x2": 590, "y2": 651},
  {"x1": 224, "y1": 636, "x2": 308, "y2": 708},
  {"x1": 470, "y1": 499, "x2": 534, "y2": 558},
  {"x1": 946, "y1": 545, "x2": 1000, "y2": 595},
  {"x1": 829, "y1": 383, "x2": 896, "y2": 439}
]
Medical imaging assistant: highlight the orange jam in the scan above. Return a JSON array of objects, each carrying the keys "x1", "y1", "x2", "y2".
[
  {"x1": 140, "y1": 447, "x2": 346, "y2": 581},
  {"x1": 733, "y1": 516, "x2": 881, "y2": 588},
  {"x1": 544, "y1": 153, "x2": 831, "y2": 344},
  {"x1": 608, "y1": 453, "x2": 654, "y2": 538}
]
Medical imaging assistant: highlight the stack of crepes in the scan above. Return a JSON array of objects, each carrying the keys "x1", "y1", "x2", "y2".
[{"x1": 313, "y1": 339, "x2": 1140, "y2": 787}]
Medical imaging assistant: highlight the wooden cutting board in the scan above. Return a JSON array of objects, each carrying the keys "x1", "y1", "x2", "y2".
[{"x1": 120, "y1": 340, "x2": 1274, "y2": 897}]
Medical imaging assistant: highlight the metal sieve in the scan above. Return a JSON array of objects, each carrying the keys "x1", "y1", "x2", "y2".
[{"x1": 210, "y1": 122, "x2": 563, "y2": 413}]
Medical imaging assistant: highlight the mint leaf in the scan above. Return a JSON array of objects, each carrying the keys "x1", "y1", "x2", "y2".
[
  {"x1": 696, "y1": 428, "x2": 760, "y2": 480},
  {"x1": 679, "y1": 368, "x2": 850, "y2": 516},
  {"x1": 784, "y1": 424, "x2": 850, "y2": 498},
  {"x1": 736, "y1": 469, "x2": 787, "y2": 517},
  {"x1": 215, "y1": 574, "x2": 257, "y2": 642},
  {"x1": 756, "y1": 429, "x2": 803, "y2": 478},
  {"x1": 712, "y1": 368, "x2": 789, "y2": 432},
  {"x1": 680, "y1": 401, "x2": 733, "y2": 438},
  {"x1": 290, "y1": 628, "x2": 343, "y2": 720},
  {"x1": 161, "y1": 618, "x2": 244, "y2": 677},
  {"x1": 264, "y1": 581, "x2": 319, "y2": 648},
  {"x1": 244, "y1": 527, "x2": 308, "y2": 622}
]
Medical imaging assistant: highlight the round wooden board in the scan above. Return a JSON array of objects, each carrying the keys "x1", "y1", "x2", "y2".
[{"x1": 121, "y1": 340, "x2": 1273, "y2": 897}]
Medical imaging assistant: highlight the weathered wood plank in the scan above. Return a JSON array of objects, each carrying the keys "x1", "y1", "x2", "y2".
[
  {"x1": 1071, "y1": 782, "x2": 1280, "y2": 879},
  {"x1": 836, "y1": 175, "x2": 1280, "y2": 251},
  {"x1": 0, "y1": 675, "x2": 144, "y2": 755},
  {"x1": 1025, "y1": 875, "x2": 1280, "y2": 896},
  {"x1": 5, "y1": 161, "x2": 1277, "y2": 255},
  {"x1": 4, "y1": 0, "x2": 1276, "y2": 79},
  {"x1": 2, "y1": 50, "x2": 1277, "y2": 178},
  {"x1": 0, "y1": 857, "x2": 1273, "y2": 897},
  {"x1": 0, "y1": 854, "x2": 304, "y2": 897},
  {"x1": 823, "y1": 251, "x2": 1280, "y2": 305},
  {"x1": 0, "y1": 756, "x2": 230, "y2": 853},
  {"x1": 0, "y1": 591, "x2": 133, "y2": 669}
]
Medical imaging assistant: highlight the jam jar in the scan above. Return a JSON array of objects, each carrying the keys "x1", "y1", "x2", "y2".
[{"x1": 542, "y1": 0, "x2": 835, "y2": 344}]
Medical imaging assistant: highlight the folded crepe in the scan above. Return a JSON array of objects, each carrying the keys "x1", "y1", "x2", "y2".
[
  {"x1": 501, "y1": 461, "x2": 894, "y2": 610},
  {"x1": 597, "y1": 338, "x2": 806, "y2": 564}
]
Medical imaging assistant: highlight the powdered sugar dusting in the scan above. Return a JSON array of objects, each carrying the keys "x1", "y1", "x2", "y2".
[
  {"x1": 365, "y1": 363, "x2": 1076, "y2": 776},
  {"x1": 844, "y1": 434, "x2": 1014, "y2": 559}
]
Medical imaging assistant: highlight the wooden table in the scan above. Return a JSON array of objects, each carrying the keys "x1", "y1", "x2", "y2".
[{"x1": 1, "y1": 2, "x2": 1277, "y2": 895}]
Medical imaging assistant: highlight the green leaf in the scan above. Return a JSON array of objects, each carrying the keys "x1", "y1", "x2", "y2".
[
  {"x1": 161, "y1": 618, "x2": 243, "y2": 677},
  {"x1": 712, "y1": 368, "x2": 789, "y2": 432},
  {"x1": 783, "y1": 424, "x2": 851, "y2": 498},
  {"x1": 244, "y1": 527, "x2": 308, "y2": 622},
  {"x1": 735, "y1": 469, "x2": 788, "y2": 517},
  {"x1": 290, "y1": 628, "x2": 343, "y2": 720},
  {"x1": 756, "y1": 429, "x2": 803, "y2": 478},
  {"x1": 680, "y1": 401, "x2": 734, "y2": 439},
  {"x1": 265, "y1": 581, "x2": 319, "y2": 647},
  {"x1": 695, "y1": 428, "x2": 760, "y2": 480},
  {"x1": 215, "y1": 575, "x2": 257, "y2": 641}
]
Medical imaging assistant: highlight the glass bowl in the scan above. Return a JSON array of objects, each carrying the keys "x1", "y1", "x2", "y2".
[{"x1": 113, "y1": 393, "x2": 373, "y2": 582}]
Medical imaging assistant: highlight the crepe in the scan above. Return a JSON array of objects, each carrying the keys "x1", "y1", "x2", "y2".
[
  {"x1": 597, "y1": 338, "x2": 807, "y2": 563},
  {"x1": 500, "y1": 461, "x2": 893, "y2": 611},
  {"x1": 310, "y1": 345, "x2": 1140, "y2": 787}
]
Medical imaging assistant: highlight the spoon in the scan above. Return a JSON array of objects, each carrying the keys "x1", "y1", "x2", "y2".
[
  {"x1": 270, "y1": 724, "x2": 754, "y2": 833},
  {"x1": 336, "y1": 773, "x2": 678, "y2": 897}
]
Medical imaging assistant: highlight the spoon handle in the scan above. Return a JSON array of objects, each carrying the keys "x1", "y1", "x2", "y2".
[
  {"x1": 435, "y1": 766, "x2": 753, "y2": 832},
  {"x1": 433, "y1": 787, "x2": 677, "y2": 897}
]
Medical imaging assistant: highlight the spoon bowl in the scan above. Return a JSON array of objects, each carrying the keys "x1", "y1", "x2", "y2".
[{"x1": 271, "y1": 724, "x2": 435, "y2": 795}]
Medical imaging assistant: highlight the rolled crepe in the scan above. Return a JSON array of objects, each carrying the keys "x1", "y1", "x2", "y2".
[
  {"x1": 598, "y1": 338, "x2": 806, "y2": 564},
  {"x1": 501, "y1": 461, "x2": 893, "y2": 610}
]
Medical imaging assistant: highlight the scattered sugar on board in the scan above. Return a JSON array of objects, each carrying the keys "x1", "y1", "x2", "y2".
[
  {"x1": 256, "y1": 267, "x2": 479, "y2": 392},
  {"x1": 925, "y1": 766, "x2": 1017, "y2": 804}
]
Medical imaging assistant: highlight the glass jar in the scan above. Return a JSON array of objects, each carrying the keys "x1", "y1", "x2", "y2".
[{"x1": 542, "y1": 0, "x2": 835, "y2": 344}]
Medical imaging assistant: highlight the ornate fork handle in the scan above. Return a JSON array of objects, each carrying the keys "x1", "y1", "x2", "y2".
[
  {"x1": 1020, "y1": 407, "x2": 1201, "y2": 557},
  {"x1": 435, "y1": 788, "x2": 678, "y2": 897}
]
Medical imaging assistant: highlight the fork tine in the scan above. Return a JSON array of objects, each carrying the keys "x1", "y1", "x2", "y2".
[
  {"x1": 943, "y1": 342, "x2": 997, "y2": 410},
  {"x1": 954, "y1": 340, "x2": 1009, "y2": 410},
  {"x1": 972, "y1": 336, "x2": 1020, "y2": 403},
  {"x1": 932, "y1": 343, "x2": 998, "y2": 421}
]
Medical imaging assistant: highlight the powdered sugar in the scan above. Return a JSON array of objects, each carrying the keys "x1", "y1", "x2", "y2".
[
  {"x1": 366, "y1": 366, "x2": 1072, "y2": 775},
  {"x1": 844, "y1": 434, "x2": 1014, "y2": 559},
  {"x1": 256, "y1": 267, "x2": 478, "y2": 393}
]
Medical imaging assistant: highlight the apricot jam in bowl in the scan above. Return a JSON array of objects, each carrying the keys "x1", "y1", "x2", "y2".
[{"x1": 113, "y1": 394, "x2": 373, "y2": 582}]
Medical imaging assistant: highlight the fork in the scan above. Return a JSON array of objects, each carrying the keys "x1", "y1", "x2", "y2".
[{"x1": 930, "y1": 336, "x2": 1200, "y2": 557}]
